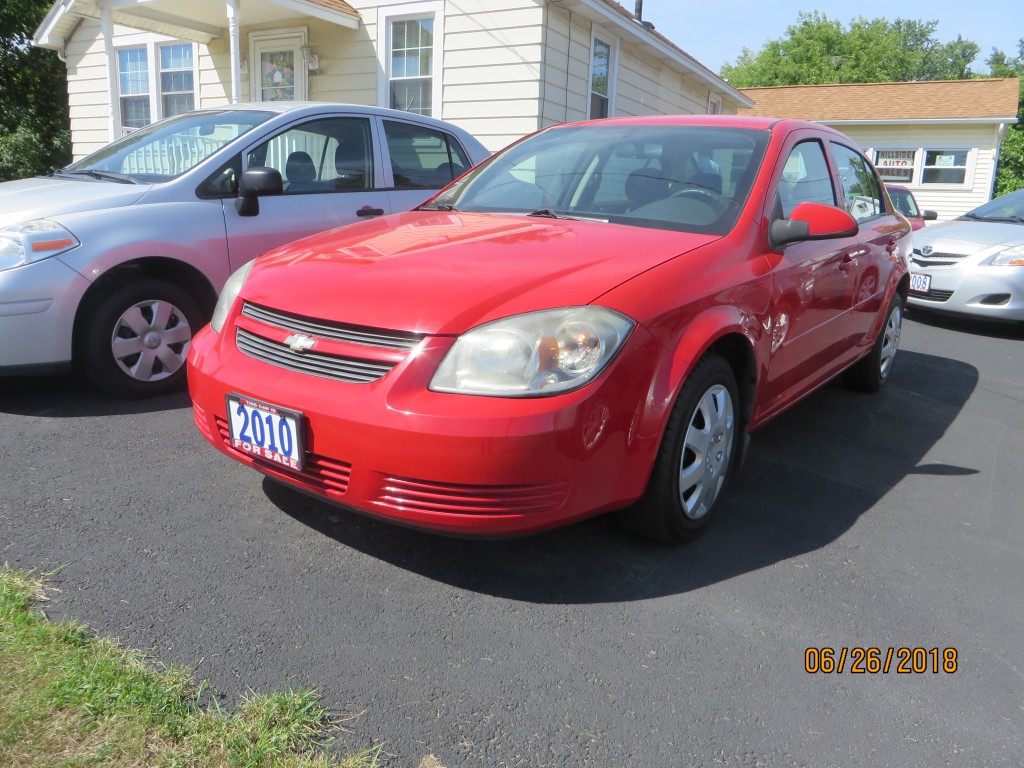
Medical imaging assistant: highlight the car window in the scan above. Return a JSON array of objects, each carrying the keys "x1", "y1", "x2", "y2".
[
  {"x1": 774, "y1": 140, "x2": 836, "y2": 219},
  {"x1": 888, "y1": 188, "x2": 919, "y2": 218},
  {"x1": 383, "y1": 119, "x2": 472, "y2": 189},
  {"x1": 246, "y1": 117, "x2": 374, "y2": 194},
  {"x1": 831, "y1": 142, "x2": 884, "y2": 223},
  {"x1": 435, "y1": 124, "x2": 769, "y2": 235}
]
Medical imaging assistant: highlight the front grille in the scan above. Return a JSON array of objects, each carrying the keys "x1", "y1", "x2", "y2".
[
  {"x1": 236, "y1": 327, "x2": 395, "y2": 383},
  {"x1": 241, "y1": 302, "x2": 423, "y2": 351},
  {"x1": 215, "y1": 416, "x2": 351, "y2": 495},
  {"x1": 909, "y1": 288, "x2": 954, "y2": 302},
  {"x1": 912, "y1": 249, "x2": 968, "y2": 268},
  {"x1": 374, "y1": 476, "x2": 569, "y2": 516}
]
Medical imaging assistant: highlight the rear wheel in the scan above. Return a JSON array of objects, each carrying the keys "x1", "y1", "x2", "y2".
[
  {"x1": 845, "y1": 295, "x2": 902, "y2": 392},
  {"x1": 78, "y1": 279, "x2": 202, "y2": 398},
  {"x1": 619, "y1": 353, "x2": 740, "y2": 543}
]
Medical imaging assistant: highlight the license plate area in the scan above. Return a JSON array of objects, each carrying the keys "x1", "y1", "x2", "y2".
[
  {"x1": 226, "y1": 394, "x2": 305, "y2": 472},
  {"x1": 909, "y1": 273, "x2": 931, "y2": 293}
]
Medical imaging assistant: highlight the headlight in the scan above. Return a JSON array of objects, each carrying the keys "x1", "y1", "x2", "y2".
[
  {"x1": 210, "y1": 259, "x2": 256, "y2": 333},
  {"x1": 0, "y1": 220, "x2": 80, "y2": 272},
  {"x1": 987, "y1": 245, "x2": 1024, "y2": 267},
  {"x1": 430, "y1": 307, "x2": 635, "y2": 397}
]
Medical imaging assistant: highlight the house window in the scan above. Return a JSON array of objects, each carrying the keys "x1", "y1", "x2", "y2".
[
  {"x1": 160, "y1": 44, "x2": 194, "y2": 116},
  {"x1": 590, "y1": 37, "x2": 612, "y2": 119},
  {"x1": 390, "y1": 18, "x2": 434, "y2": 115},
  {"x1": 116, "y1": 42, "x2": 197, "y2": 130},
  {"x1": 874, "y1": 149, "x2": 917, "y2": 184},
  {"x1": 923, "y1": 149, "x2": 968, "y2": 185},
  {"x1": 708, "y1": 94, "x2": 722, "y2": 115},
  {"x1": 118, "y1": 48, "x2": 150, "y2": 128},
  {"x1": 250, "y1": 30, "x2": 308, "y2": 102}
]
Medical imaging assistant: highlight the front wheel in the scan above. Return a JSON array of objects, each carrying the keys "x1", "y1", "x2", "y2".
[
  {"x1": 845, "y1": 294, "x2": 902, "y2": 392},
  {"x1": 78, "y1": 279, "x2": 203, "y2": 398},
  {"x1": 618, "y1": 353, "x2": 741, "y2": 543}
]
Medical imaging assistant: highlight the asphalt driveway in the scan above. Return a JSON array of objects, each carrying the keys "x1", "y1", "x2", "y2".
[{"x1": 2, "y1": 309, "x2": 1022, "y2": 767}]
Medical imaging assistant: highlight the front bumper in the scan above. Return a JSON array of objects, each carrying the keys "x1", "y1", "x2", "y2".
[
  {"x1": 187, "y1": 323, "x2": 663, "y2": 536},
  {"x1": 907, "y1": 264, "x2": 1024, "y2": 321},
  {"x1": 0, "y1": 258, "x2": 91, "y2": 369}
]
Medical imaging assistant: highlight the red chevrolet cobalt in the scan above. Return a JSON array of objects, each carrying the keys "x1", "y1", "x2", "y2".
[{"x1": 188, "y1": 116, "x2": 910, "y2": 542}]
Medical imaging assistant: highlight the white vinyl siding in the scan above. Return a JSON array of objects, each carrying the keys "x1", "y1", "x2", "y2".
[{"x1": 838, "y1": 123, "x2": 1001, "y2": 220}]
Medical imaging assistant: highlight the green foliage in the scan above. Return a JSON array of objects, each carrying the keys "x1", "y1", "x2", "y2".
[
  {"x1": 720, "y1": 11, "x2": 981, "y2": 86},
  {"x1": 987, "y1": 40, "x2": 1024, "y2": 196},
  {"x1": 0, "y1": 0, "x2": 71, "y2": 180}
]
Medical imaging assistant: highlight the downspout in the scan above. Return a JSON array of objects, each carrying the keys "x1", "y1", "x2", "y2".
[
  {"x1": 539, "y1": 1, "x2": 547, "y2": 132},
  {"x1": 100, "y1": 6, "x2": 121, "y2": 141},
  {"x1": 227, "y1": 0, "x2": 242, "y2": 103}
]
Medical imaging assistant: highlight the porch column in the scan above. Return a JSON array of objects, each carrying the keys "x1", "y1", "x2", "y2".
[
  {"x1": 100, "y1": 6, "x2": 121, "y2": 140},
  {"x1": 227, "y1": 0, "x2": 242, "y2": 103}
]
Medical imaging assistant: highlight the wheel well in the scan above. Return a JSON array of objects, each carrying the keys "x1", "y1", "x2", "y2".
[
  {"x1": 896, "y1": 273, "x2": 910, "y2": 304},
  {"x1": 73, "y1": 258, "x2": 218, "y2": 354},
  {"x1": 707, "y1": 333, "x2": 756, "y2": 428}
]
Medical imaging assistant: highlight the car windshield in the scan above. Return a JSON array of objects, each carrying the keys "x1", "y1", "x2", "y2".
[
  {"x1": 888, "y1": 188, "x2": 920, "y2": 217},
  {"x1": 58, "y1": 110, "x2": 275, "y2": 184},
  {"x1": 961, "y1": 188, "x2": 1024, "y2": 223},
  {"x1": 427, "y1": 123, "x2": 770, "y2": 235}
]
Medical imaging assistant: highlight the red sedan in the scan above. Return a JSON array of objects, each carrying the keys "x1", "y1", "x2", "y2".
[{"x1": 188, "y1": 115, "x2": 911, "y2": 542}]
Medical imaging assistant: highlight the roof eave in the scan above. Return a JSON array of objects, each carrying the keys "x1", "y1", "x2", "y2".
[{"x1": 818, "y1": 117, "x2": 1020, "y2": 126}]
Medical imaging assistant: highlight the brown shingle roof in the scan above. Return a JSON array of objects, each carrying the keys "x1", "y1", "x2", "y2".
[
  {"x1": 737, "y1": 79, "x2": 1020, "y2": 121},
  {"x1": 307, "y1": 0, "x2": 359, "y2": 19}
]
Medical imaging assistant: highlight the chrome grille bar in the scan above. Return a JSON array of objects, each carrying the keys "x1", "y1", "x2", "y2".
[
  {"x1": 241, "y1": 302, "x2": 422, "y2": 351},
  {"x1": 236, "y1": 327, "x2": 394, "y2": 383}
]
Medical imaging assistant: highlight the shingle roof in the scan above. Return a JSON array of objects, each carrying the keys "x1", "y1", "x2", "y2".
[
  {"x1": 307, "y1": 0, "x2": 359, "y2": 19},
  {"x1": 737, "y1": 79, "x2": 1020, "y2": 122}
]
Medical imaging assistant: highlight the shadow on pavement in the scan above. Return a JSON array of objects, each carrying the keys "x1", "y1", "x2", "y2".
[
  {"x1": 263, "y1": 348, "x2": 977, "y2": 604},
  {"x1": 0, "y1": 371, "x2": 190, "y2": 416}
]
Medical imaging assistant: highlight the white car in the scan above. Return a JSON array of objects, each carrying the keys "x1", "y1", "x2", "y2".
[
  {"x1": 907, "y1": 187, "x2": 1024, "y2": 322},
  {"x1": 0, "y1": 103, "x2": 489, "y2": 396}
]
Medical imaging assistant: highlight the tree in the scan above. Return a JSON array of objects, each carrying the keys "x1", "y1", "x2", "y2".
[
  {"x1": 987, "y1": 41, "x2": 1024, "y2": 197},
  {"x1": 0, "y1": 0, "x2": 71, "y2": 181},
  {"x1": 719, "y1": 12, "x2": 980, "y2": 87}
]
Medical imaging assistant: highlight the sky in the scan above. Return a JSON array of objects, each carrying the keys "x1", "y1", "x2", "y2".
[{"x1": 637, "y1": 0, "x2": 1022, "y2": 74}]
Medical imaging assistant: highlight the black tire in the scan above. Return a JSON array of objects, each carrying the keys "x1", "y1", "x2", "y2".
[
  {"x1": 78, "y1": 279, "x2": 203, "y2": 398},
  {"x1": 844, "y1": 294, "x2": 903, "y2": 393},
  {"x1": 618, "y1": 353, "x2": 741, "y2": 544}
]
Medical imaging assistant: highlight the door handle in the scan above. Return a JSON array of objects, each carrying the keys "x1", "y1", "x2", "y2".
[
  {"x1": 357, "y1": 206, "x2": 385, "y2": 217},
  {"x1": 886, "y1": 237, "x2": 899, "y2": 254},
  {"x1": 839, "y1": 253, "x2": 858, "y2": 273}
]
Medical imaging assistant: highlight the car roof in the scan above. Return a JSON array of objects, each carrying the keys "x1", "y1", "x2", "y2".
[{"x1": 191, "y1": 101, "x2": 476, "y2": 134}]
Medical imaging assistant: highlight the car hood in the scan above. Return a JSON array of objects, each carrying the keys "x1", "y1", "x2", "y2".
[
  {"x1": 242, "y1": 211, "x2": 717, "y2": 335},
  {"x1": 0, "y1": 176, "x2": 151, "y2": 228},
  {"x1": 914, "y1": 218, "x2": 1024, "y2": 251}
]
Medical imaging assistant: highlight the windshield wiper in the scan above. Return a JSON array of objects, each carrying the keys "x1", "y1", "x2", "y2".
[
  {"x1": 962, "y1": 212, "x2": 1024, "y2": 223},
  {"x1": 55, "y1": 169, "x2": 139, "y2": 185},
  {"x1": 418, "y1": 203, "x2": 458, "y2": 211},
  {"x1": 527, "y1": 208, "x2": 608, "y2": 223}
]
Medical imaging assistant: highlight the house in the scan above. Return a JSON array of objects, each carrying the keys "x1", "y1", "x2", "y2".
[
  {"x1": 32, "y1": 0, "x2": 752, "y2": 160},
  {"x1": 737, "y1": 79, "x2": 1020, "y2": 220}
]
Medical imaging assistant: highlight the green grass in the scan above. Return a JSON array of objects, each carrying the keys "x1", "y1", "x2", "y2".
[{"x1": 0, "y1": 565, "x2": 382, "y2": 768}]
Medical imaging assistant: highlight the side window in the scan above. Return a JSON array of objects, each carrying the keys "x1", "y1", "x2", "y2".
[
  {"x1": 383, "y1": 119, "x2": 471, "y2": 189},
  {"x1": 246, "y1": 118, "x2": 374, "y2": 194},
  {"x1": 831, "y1": 142, "x2": 884, "y2": 223},
  {"x1": 775, "y1": 140, "x2": 835, "y2": 218}
]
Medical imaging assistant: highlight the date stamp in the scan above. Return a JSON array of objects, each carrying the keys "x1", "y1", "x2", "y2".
[{"x1": 804, "y1": 647, "x2": 957, "y2": 674}]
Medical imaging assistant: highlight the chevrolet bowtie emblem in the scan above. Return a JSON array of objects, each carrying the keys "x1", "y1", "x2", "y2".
[{"x1": 284, "y1": 333, "x2": 317, "y2": 352}]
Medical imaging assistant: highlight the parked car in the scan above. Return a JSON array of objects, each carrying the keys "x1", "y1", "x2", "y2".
[
  {"x1": 907, "y1": 187, "x2": 1024, "y2": 322},
  {"x1": 188, "y1": 115, "x2": 911, "y2": 542},
  {"x1": 886, "y1": 184, "x2": 937, "y2": 230},
  {"x1": 0, "y1": 103, "x2": 489, "y2": 397}
]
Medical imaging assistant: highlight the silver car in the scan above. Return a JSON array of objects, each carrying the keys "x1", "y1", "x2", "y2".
[
  {"x1": 907, "y1": 187, "x2": 1024, "y2": 322},
  {"x1": 0, "y1": 103, "x2": 489, "y2": 396}
]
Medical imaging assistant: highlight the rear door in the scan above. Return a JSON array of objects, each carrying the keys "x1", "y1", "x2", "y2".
[{"x1": 829, "y1": 141, "x2": 908, "y2": 343}]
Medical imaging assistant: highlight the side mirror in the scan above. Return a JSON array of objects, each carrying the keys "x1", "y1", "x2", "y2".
[
  {"x1": 923, "y1": 210, "x2": 938, "y2": 221},
  {"x1": 770, "y1": 202, "x2": 859, "y2": 250},
  {"x1": 235, "y1": 166, "x2": 283, "y2": 217}
]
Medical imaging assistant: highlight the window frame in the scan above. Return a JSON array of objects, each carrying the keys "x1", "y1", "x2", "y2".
[
  {"x1": 588, "y1": 27, "x2": 619, "y2": 120},
  {"x1": 868, "y1": 146, "x2": 976, "y2": 189},
  {"x1": 377, "y1": 1, "x2": 444, "y2": 118},
  {"x1": 115, "y1": 38, "x2": 198, "y2": 133}
]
